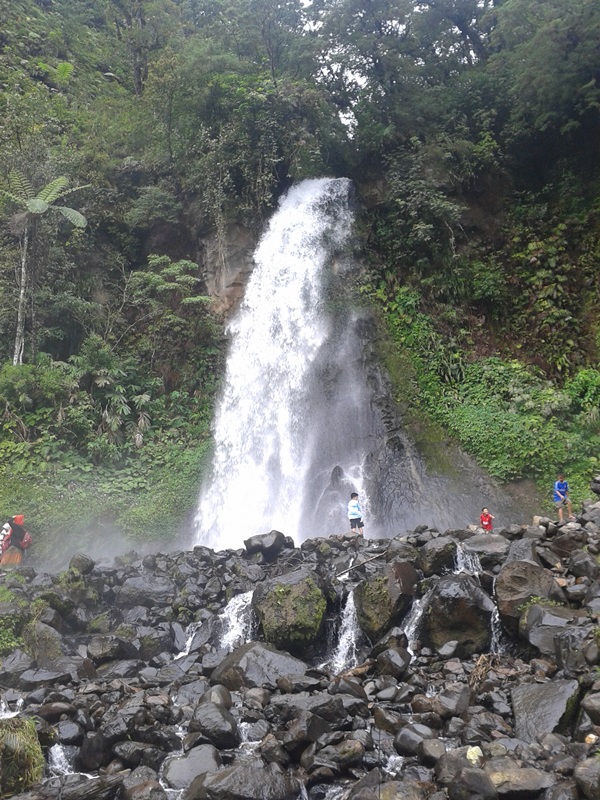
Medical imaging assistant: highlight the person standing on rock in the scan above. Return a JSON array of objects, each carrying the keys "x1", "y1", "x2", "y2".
[
  {"x1": 480, "y1": 507, "x2": 494, "y2": 532},
  {"x1": 347, "y1": 492, "x2": 364, "y2": 537},
  {"x1": 554, "y1": 473, "x2": 574, "y2": 523}
]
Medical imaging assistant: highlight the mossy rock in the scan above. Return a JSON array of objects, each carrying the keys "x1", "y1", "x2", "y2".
[
  {"x1": 354, "y1": 562, "x2": 417, "y2": 642},
  {"x1": 252, "y1": 569, "x2": 328, "y2": 654},
  {"x1": 88, "y1": 612, "x2": 112, "y2": 634},
  {"x1": 22, "y1": 620, "x2": 64, "y2": 666},
  {"x1": 0, "y1": 717, "x2": 45, "y2": 795},
  {"x1": 54, "y1": 569, "x2": 99, "y2": 605},
  {"x1": 36, "y1": 589, "x2": 76, "y2": 617}
]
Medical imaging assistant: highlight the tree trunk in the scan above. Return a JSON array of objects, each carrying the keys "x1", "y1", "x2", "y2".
[{"x1": 13, "y1": 223, "x2": 29, "y2": 366}]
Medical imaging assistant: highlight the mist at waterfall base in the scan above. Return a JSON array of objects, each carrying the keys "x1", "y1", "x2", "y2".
[{"x1": 194, "y1": 178, "x2": 532, "y2": 552}]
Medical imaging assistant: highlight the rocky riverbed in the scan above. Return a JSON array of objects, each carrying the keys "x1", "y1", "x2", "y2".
[{"x1": 3, "y1": 487, "x2": 600, "y2": 799}]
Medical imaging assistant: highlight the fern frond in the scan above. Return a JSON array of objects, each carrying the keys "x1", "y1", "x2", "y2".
[
  {"x1": 8, "y1": 170, "x2": 34, "y2": 200},
  {"x1": 57, "y1": 206, "x2": 87, "y2": 228},
  {"x1": 37, "y1": 176, "x2": 69, "y2": 203},
  {"x1": 50, "y1": 183, "x2": 91, "y2": 203},
  {"x1": 0, "y1": 188, "x2": 24, "y2": 208}
]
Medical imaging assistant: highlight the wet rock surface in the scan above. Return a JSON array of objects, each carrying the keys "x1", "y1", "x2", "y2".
[{"x1": 4, "y1": 494, "x2": 600, "y2": 799}]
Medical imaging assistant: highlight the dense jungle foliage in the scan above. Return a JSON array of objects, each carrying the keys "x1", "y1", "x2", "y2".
[{"x1": 0, "y1": 0, "x2": 599, "y2": 550}]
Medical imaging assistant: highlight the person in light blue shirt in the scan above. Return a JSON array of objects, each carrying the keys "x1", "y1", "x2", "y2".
[
  {"x1": 553, "y1": 473, "x2": 573, "y2": 523},
  {"x1": 347, "y1": 492, "x2": 364, "y2": 537}
]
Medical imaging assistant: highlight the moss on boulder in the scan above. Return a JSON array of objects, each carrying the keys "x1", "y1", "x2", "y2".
[
  {"x1": 354, "y1": 561, "x2": 418, "y2": 641},
  {"x1": 252, "y1": 569, "x2": 327, "y2": 654}
]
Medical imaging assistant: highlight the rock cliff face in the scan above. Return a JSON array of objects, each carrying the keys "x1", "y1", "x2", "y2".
[
  {"x1": 4, "y1": 489, "x2": 600, "y2": 799},
  {"x1": 199, "y1": 224, "x2": 258, "y2": 314}
]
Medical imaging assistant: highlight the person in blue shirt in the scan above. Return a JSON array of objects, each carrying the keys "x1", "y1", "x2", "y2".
[
  {"x1": 553, "y1": 473, "x2": 574, "y2": 523},
  {"x1": 347, "y1": 492, "x2": 364, "y2": 537}
]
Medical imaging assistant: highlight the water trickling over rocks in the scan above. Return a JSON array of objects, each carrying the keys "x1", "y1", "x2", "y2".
[{"x1": 3, "y1": 488, "x2": 600, "y2": 799}]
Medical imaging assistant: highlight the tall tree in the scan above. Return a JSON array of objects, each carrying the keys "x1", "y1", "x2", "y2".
[{"x1": 0, "y1": 173, "x2": 88, "y2": 365}]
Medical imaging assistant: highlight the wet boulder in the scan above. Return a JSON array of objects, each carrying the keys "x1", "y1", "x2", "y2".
[
  {"x1": 268, "y1": 691, "x2": 348, "y2": 727},
  {"x1": 87, "y1": 635, "x2": 140, "y2": 663},
  {"x1": 185, "y1": 759, "x2": 301, "y2": 800},
  {"x1": 430, "y1": 683, "x2": 471, "y2": 719},
  {"x1": 22, "y1": 621, "x2": 66, "y2": 667},
  {"x1": 511, "y1": 679, "x2": 580, "y2": 742},
  {"x1": 569, "y1": 550, "x2": 600, "y2": 581},
  {"x1": 448, "y1": 767, "x2": 498, "y2": 800},
  {"x1": 252, "y1": 569, "x2": 327, "y2": 653},
  {"x1": 518, "y1": 604, "x2": 579, "y2": 656},
  {"x1": 189, "y1": 701, "x2": 240, "y2": 749},
  {"x1": 69, "y1": 553, "x2": 96, "y2": 574},
  {"x1": 0, "y1": 649, "x2": 35, "y2": 688},
  {"x1": 209, "y1": 642, "x2": 307, "y2": 690},
  {"x1": 162, "y1": 744, "x2": 222, "y2": 790},
  {"x1": 418, "y1": 536, "x2": 458, "y2": 577},
  {"x1": 354, "y1": 561, "x2": 417, "y2": 641},
  {"x1": 385, "y1": 538, "x2": 420, "y2": 563},
  {"x1": 505, "y1": 538, "x2": 541, "y2": 565},
  {"x1": 376, "y1": 647, "x2": 411, "y2": 679},
  {"x1": 495, "y1": 561, "x2": 565, "y2": 634},
  {"x1": 244, "y1": 530, "x2": 287, "y2": 561},
  {"x1": 421, "y1": 574, "x2": 495, "y2": 658},
  {"x1": 484, "y1": 761, "x2": 553, "y2": 797},
  {"x1": 122, "y1": 767, "x2": 167, "y2": 800},
  {"x1": 462, "y1": 534, "x2": 510, "y2": 569},
  {"x1": 115, "y1": 575, "x2": 176, "y2": 608},
  {"x1": 574, "y1": 757, "x2": 600, "y2": 800}
]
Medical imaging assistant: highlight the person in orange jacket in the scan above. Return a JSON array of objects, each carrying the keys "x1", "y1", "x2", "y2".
[{"x1": 0, "y1": 514, "x2": 32, "y2": 567}]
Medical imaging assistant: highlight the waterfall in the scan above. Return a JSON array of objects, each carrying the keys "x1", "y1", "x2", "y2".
[
  {"x1": 194, "y1": 177, "x2": 531, "y2": 551},
  {"x1": 218, "y1": 590, "x2": 256, "y2": 651},
  {"x1": 330, "y1": 591, "x2": 361, "y2": 674},
  {"x1": 195, "y1": 178, "x2": 358, "y2": 550}
]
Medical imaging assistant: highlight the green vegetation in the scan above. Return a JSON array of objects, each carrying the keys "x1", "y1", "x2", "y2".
[
  {"x1": 0, "y1": 0, "x2": 598, "y2": 548},
  {"x1": 0, "y1": 718, "x2": 45, "y2": 796}
]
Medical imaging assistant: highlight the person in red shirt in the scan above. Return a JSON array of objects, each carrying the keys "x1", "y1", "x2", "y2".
[{"x1": 480, "y1": 507, "x2": 494, "y2": 532}]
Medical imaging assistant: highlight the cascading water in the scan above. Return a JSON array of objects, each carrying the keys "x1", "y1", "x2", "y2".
[
  {"x1": 218, "y1": 590, "x2": 256, "y2": 651},
  {"x1": 195, "y1": 177, "x2": 535, "y2": 551},
  {"x1": 330, "y1": 590, "x2": 361, "y2": 674},
  {"x1": 402, "y1": 590, "x2": 434, "y2": 656},
  {"x1": 454, "y1": 543, "x2": 483, "y2": 576}
]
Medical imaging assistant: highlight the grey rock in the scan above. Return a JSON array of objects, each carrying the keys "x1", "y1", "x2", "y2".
[
  {"x1": 162, "y1": 744, "x2": 222, "y2": 790},
  {"x1": 511, "y1": 680, "x2": 580, "y2": 743},
  {"x1": 210, "y1": 642, "x2": 307, "y2": 691}
]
